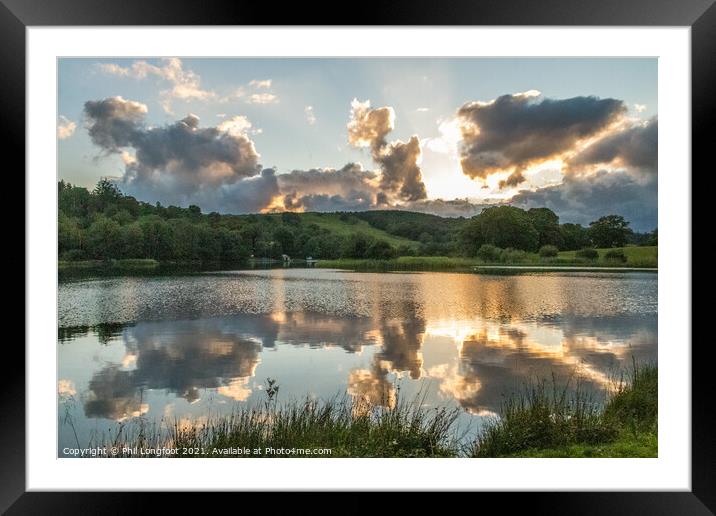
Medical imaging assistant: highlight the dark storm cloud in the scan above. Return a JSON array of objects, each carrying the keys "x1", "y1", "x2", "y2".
[
  {"x1": 347, "y1": 99, "x2": 428, "y2": 202},
  {"x1": 375, "y1": 136, "x2": 427, "y2": 201},
  {"x1": 84, "y1": 96, "x2": 147, "y2": 151},
  {"x1": 277, "y1": 163, "x2": 378, "y2": 198},
  {"x1": 568, "y1": 117, "x2": 657, "y2": 176},
  {"x1": 510, "y1": 170, "x2": 657, "y2": 231},
  {"x1": 83, "y1": 97, "x2": 276, "y2": 213},
  {"x1": 456, "y1": 92, "x2": 626, "y2": 186},
  {"x1": 276, "y1": 163, "x2": 382, "y2": 211}
]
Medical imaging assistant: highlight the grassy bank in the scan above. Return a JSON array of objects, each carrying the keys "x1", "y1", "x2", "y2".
[
  {"x1": 92, "y1": 364, "x2": 656, "y2": 458},
  {"x1": 470, "y1": 363, "x2": 657, "y2": 458},
  {"x1": 101, "y1": 392, "x2": 461, "y2": 458},
  {"x1": 317, "y1": 246, "x2": 658, "y2": 272},
  {"x1": 59, "y1": 258, "x2": 160, "y2": 271}
]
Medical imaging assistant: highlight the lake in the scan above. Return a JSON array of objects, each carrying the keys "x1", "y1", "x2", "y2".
[{"x1": 58, "y1": 268, "x2": 657, "y2": 456}]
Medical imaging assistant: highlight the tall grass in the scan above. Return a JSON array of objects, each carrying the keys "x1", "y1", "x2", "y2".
[
  {"x1": 100, "y1": 389, "x2": 461, "y2": 458},
  {"x1": 79, "y1": 365, "x2": 657, "y2": 458},
  {"x1": 470, "y1": 363, "x2": 657, "y2": 458},
  {"x1": 317, "y1": 249, "x2": 657, "y2": 272},
  {"x1": 468, "y1": 375, "x2": 617, "y2": 457}
]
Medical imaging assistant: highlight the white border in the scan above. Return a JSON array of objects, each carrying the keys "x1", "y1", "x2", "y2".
[{"x1": 27, "y1": 27, "x2": 690, "y2": 491}]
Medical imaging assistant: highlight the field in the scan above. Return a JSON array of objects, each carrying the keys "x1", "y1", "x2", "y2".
[
  {"x1": 275, "y1": 212, "x2": 420, "y2": 250},
  {"x1": 318, "y1": 246, "x2": 658, "y2": 271}
]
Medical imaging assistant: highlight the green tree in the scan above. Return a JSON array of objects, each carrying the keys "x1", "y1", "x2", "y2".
[
  {"x1": 365, "y1": 239, "x2": 396, "y2": 260},
  {"x1": 560, "y1": 223, "x2": 591, "y2": 251},
  {"x1": 588, "y1": 215, "x2": 632, "y2": 248},
  {"x1": 341, "y1": 233, "x2": 373, "y2": 258},
  {"x1": 58, "y1": 212, "x2": 83, "y2": 255},
  {"x1": 528, "y1": 208, "x2": 563, "y2": 248},
  {"x1": 218, "y1": 229, "x2": 250, "y2": 261},
  {"x1": 119, "y1": 222, "x2": 145, "y2": 258},
  {"x1": 461, "y1": 206, "x2": 539, "y2": 254},
  {"x1": 86, "y1": 216, "x2": 121, "y2": 259},
  {"x1": 273, "y1": 226, "x2": 296, "y2": 257},
  {"x1": 59, "y1": 184, "x2": 91, "y2": 218},
  {"x1": 139, "y1": 215, "x2": 175, "y2": 260}
]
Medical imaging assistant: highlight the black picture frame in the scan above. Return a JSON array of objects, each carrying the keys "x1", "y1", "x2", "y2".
[{"x1": 5, "y1": 0, "x2": 710, "y2": 512}]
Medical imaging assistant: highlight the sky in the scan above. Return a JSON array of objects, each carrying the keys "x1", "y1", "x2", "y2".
[{"x1": 58, "y1": 57, "x2": 658, "y2": 230}]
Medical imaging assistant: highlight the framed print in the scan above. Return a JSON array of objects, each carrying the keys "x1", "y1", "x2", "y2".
[{"x1": 6, "y1": 0, "x2": 712, "y2": 511}]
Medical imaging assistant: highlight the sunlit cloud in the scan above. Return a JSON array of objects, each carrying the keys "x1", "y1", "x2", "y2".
[
  {"x1": 249, "y1": 79, "x2": 272, "y2": 89},
  {"x1": 456, "y1": 91, "x2": 626, "y2": 188},
  {"x1": 57, "y1": 115, "x2": 76, "y2": 139},
  {"x1": 217, "y1": 377, "x2": 253, "y2": 401},
  {"x1": 246, "y1": 93, "x2": 279, "y2": 105},
  {"x1": 58, "y1": 379, "x2": 76, "y2": 398},
  {"x1": 98, "y1": 58, "x2": 216, "y2": 114}
]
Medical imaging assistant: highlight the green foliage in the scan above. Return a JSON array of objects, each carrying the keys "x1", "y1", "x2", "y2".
[
  {"x1": 476, "y1": 244, "x2": 502, "y2": 262},
  {"x1": 471, "y1": 364, "x2": 658, "y2": 458},
  {"x1": 470, "y1": 378, "x2": 618, "y2": 457},
  {"x1": 559, "y1": 246, "x2": 657, "y2": 268},
  {"x1": 603, "y1": 363, "x2": 658, "y2": 433},
  {"x1": 589, "y1": 215, "x2": 632, "y2": 248},
  {"x1": 366, "y1": 239, "x2": 397, "y2": 260},
  {"x1": 57, "y1": 181, "x2": 655, "y2": 265},
  {"x1": 86, "y1": 216, "x2": 121, "y2": 259},
  {"x1": 498, "y1": 248, "x2": 529, "y2": 263},
  {"x1": 538, "y1": 245, "x2": 559, "y2": 258},
  {"x1": 604, "y1": 248, "x2": 627, "y2": 263},
  {"x1": 560, "y1": 223, "x2": 591, "y2": 251},
  {"x1": 461, "y1": 206, "x2": 539, "y2": 254},
  {"x1": 575, "y1": 247, "x2": 599, "y2": 260},
  {"x1": 102, "y1": 391, "x2": 461, "y2": 458},
  {"x1": 528, "y1": 208, "x2": 563, "y2": 248}
]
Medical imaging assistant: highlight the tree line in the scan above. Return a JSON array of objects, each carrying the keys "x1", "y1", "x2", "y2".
[{"x1": 58, "y1": 180, "x2": 657, "y2": 263}]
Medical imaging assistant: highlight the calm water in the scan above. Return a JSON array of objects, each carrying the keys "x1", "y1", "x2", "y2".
[{"x1": 58, "y1": 269, "x2": 657, "y2": 455}]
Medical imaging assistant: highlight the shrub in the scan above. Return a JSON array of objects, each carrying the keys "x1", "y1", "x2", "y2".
[
  {"x1": 476, "y1": 244, "x2": 502, "y2": 262},
  {"x1": 500, "y1": 248, "x2": 528, "y2": 263},
  {"x1": 575, "y1": 248, "x2": 599, "y2": 260},
  {"x1": 365, "y1": 240, "x2": 396, "y2": 260},
  {"x1": 60, "y1": 248, "x2": 86, "y2": 261},
  {"x1": 539, "y1": 245, "x2": 559, "y2": 258},
  {"x1": 604, "y1": 248, "x2": 627, "y2": 263}
]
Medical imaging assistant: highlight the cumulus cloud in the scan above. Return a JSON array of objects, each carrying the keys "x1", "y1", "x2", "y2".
[
  {"x1": 98, "y1": 58, "x2": 216, "y2": 113},
  {"x1": 347, "y1": 99, "x2": 427, "y2": 202},
  {"x1": 347, "y1": 99, "x2": 394, "y2": 152},
  {"x1": 246, "y1": 93, "x2": 279, "y2": 105},
  {"x1": 568, "y1": 117, "x2": 657, "y2": 178},
  {"x1": 249, "y1": 79, "x2": 272, "y2": 89},
  {"x1": 456, "y1": 91, "x2": 626, "y2": 187},
  {"x1": 510, "y1": 170, "x2": 657, "y2": 231},
  {"x1": 84, "y1": 96, "x2": 148, "y2": 151},
  {"x1": 57, "y1": 115, "x2": 77, "y2": 140},
  {"x1": 277, "y1": 163, "x2": 381, "y2": 212},
  {"x1": 83, "y1": 96, "x2": 275, "y2": 212}
]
